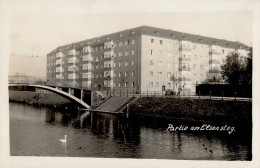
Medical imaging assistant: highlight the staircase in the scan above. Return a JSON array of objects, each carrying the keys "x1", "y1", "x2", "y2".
[
  {"x1": 93, "y1": 96, "x2": 136, "y2": 113},
  {"x1": 114, "y1": 97, "x2": 136, "y2": 112}
]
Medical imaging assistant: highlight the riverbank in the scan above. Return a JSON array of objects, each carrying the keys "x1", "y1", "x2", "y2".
[
  {"x1": 129, "y1": 97, "x2": 252, "y2": 127},
  {"x1": 9, "y1": 90, "x2": 72, "y2": 107}
]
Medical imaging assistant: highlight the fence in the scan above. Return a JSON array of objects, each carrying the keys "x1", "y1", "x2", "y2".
[{"x1": 94, "y1": 90, "x2": 252, "y2": 102}]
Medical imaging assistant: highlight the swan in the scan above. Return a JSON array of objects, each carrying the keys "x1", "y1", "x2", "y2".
[{"x1": 60, "y1": 135, "x2": 67, "y2": 143}]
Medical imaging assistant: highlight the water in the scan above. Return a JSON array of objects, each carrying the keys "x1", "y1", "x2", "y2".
[{"x1": 9, "y1": 102, "x2": 251, "y2": 160}]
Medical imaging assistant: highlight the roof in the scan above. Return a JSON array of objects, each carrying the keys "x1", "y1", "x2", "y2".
[{"x1": 48, "y1": 25, "x2": 250, "y2": 55}]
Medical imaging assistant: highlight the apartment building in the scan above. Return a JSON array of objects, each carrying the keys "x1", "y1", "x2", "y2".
[{"x1": 46, "y1": 26, "x2": 250, "y2": 93}]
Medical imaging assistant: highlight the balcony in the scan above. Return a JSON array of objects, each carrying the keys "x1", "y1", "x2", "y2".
[
  {"x1": 209, "y1": 59, "x2": 220, "y2": 64},
  {"x1": 209, "y1": 69, "x2": 220, "y2": 73},
  {"x1": 178, "y1": 67, "x2": 191, "y2": 71},
  {"x1": 209, "y1": 51, "x2": 220, "y2": 55},
  {"x1": 103, "y1": 47, "x2": 112, "y2": 51},
  {"x1": 178, "y1": 77, "x2": 191, "y2": 81},
  {"x1": 179, "y1": 57, "x2": 191, "y2": 61}
]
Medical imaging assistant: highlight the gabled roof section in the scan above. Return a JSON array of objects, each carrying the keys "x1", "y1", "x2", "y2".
[
  {"x1": 140, "y1": 25, "x2": 250, "y2": 50},
  {"x1": 48, "y1": 25, "x2": 250, "y2": 55}
]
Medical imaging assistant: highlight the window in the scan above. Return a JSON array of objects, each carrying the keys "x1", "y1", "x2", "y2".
[
  {"x1": 158, "y1": 72, "x2": 163, "y2": 77},
  {"x1": 124, "y1": 61, "x2": 128, "y2": 66},
  {"x1": 167, "y1": 72, "x2": 171, "y2": 78},
  {"x1": 119, "y1": 42, "x2": 123, "y2": 47},
  {"x1": 132, "y1": 50, "x2": 135, "y2": 55},
  {"x1": 149, "y1": 60, "x2": 154, "y2": 65},
  {"x1": 113, "y1": 83, "x2": 116, "y2": 87},
  {"x1": 132, "y1": 71, "x2": 135, "y2": 77},
  {"x1": 83, "y1": 64, "x2": 88, "y2": 70},
  {"x1": 125, "y1": 51, "x2": 129, "y2": 56},
  {"x1": 168, "y1": 83, "x2": 171, "y2": 88},
  {"x1": 104, "y1": 61, "x2": 111, "y2": 68},
  {"x1": 222, "y1": 49, "x2": 225, "y2": 54},
  {"x1": 119, "y1": 52, "x2": 123, "y2": 57},
  {"x1": 119, "y1": 72, "x2": 121, "y2": 77},
  {"x1": 83, "y1": 46, "x2": 89, "y2": 53},
  {"x1": 125, "y1": 40, "x2": 130, "y2": 45},
  {"x1": 131, "y1": 61, "x2": 134, "y2": 66},
  {"x1": 83, "y1": 55, "x2": 89, "y2": 61},
  {"x1": 150, "y1": 71, "x2": 153, "y2": 76},
  {"x1": 160, "y1": 40, "x2": 163, "y2": 45},
  {"x1": 125, "y1": 72, "x2": 129, "y2": 77},
  {"x1": 131, "y1": 82, "x2": 135, "y2": 87},
  {"x1": 200, "y1": 65, "x2": 203, "y2": 70},
  {"x1": 151, "y1": 39, "x2": 154, "y2": 43},
  {"x1": 125, "y1": 82, "x2": 128, "y2": 88},
  {"x1": 119, "y1": 83, "x2": 121, "y2": 87},
  {"x1": 151, "y1": 50, "x2": 153, "y2": 55},
  {"x1": 149, "y1": 82, "x2": 153, "y2": 88},
  {"x1": 131, "y1": 39, "x2": 135, "y2": 44}
]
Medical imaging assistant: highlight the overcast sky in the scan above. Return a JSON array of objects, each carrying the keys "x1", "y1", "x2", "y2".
[
  {"x1": 3, "y1": 0, "x2": 255, "y2": 77},
  {"x1": 9, "y1": 1, "x2": 253, "y2": 57}
]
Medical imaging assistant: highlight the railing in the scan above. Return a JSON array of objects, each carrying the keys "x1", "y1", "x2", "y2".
[
  {"x1": 178, "y1": 77, "x2": 191, "y2": 81},
  {"x1": 209, "y1": 60, "x2": 220, "y2": 64},
  {"x1": 178, "y1": 57, "x2": 191, "y2": 61},
  {"x1": 178, "y1": 67, "x2": 191, "y2": 71},
  {"x1": 92, "y1": 90, "x2": 252, "y2": 102},
  {"x1": 209, "y1": 51, "x2": 220, "y2": 55},
  {"x1": 209, "y1": 69, "x2": 220, "y2": 73}
]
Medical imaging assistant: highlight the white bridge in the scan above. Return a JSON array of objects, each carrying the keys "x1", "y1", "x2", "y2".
[{"x1": 8, "y1": 84, "x2": 105, "y2": 108}]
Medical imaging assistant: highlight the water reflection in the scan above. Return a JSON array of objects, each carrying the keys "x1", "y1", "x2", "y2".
[{"x1": 9, "y1": 102, "x2": 251, "y2": 160}]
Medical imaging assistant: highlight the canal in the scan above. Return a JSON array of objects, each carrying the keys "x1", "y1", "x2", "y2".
[{"x1": 9, "y1": 102, "x2": 251, "y2": 160}]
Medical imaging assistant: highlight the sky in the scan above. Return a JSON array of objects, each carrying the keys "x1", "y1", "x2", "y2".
[
  {"x1": 10, "y1": 12, "x2": 252, "y2": 57},
  {"x1": 4, "y1": 0, "x2": 255, "y2": 77}
]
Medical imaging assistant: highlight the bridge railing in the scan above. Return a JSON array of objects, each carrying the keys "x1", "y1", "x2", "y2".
[{"x1": 93, "y1": 90, "x2": 252, "y2": 102}]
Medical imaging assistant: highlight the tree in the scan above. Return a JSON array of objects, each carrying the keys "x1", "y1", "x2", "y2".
[
  {"x1": 221, "y1": 50, "x2": 252, "y2": 87},
  {"x1": 241, "y1": 48, "x2": 252, "y2": 86}
]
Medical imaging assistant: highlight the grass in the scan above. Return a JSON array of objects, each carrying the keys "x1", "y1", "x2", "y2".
[{"x1": 129, "y1": 97, "x2": 252, "y2": 125}]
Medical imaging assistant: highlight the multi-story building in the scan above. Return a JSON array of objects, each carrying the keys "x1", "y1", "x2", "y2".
[{"x1": 46, "y1": 26, "x2": 250, "y2": 93}]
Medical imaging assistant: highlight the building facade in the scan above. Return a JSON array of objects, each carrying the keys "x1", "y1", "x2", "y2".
[{"x1": 46, "y1": 26, "x2": 250, "y2": 93}]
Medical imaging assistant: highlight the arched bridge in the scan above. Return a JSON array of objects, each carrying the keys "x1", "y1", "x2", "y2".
[{"x1": 9, "y1": 84, "x2": 105, "y2": 109}]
